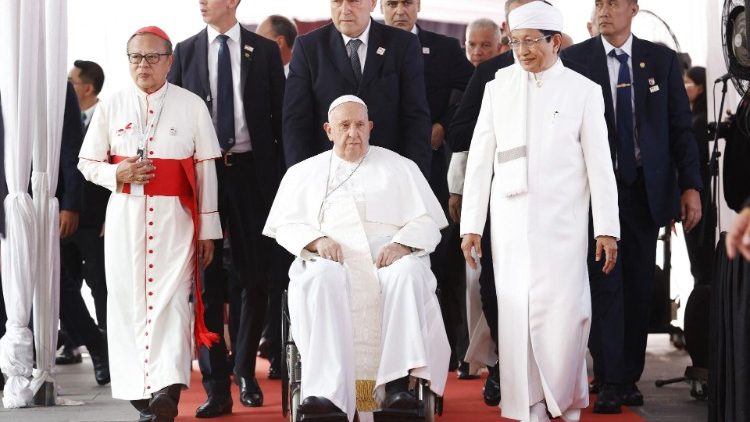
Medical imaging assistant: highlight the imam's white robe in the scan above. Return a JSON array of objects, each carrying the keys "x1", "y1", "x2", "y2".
[
  {"x1": 461, "y1": 60, "x2": 619, "y2": 420},
  {"x1": 263, "y1": 146, "x2": 450, "y2": 422},
  {"x1": 77, "y1": 83, "x2": 222, "y2": 400}
]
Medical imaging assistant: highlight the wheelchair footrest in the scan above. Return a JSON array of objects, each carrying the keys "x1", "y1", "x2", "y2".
[
  {"x1": 298, "y1": 412, "x2": 349, "y2": 422},
  {"x1": 373, "y1": 408, "x2": 425, "y2": 422}
]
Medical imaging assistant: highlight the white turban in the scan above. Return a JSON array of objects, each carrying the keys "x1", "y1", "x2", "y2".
[
  {"x1": 508, "y1": 1, "x2": 563, "y2": 32},
  {"x1": 328, "y1": 95, "x2": 368, "y2": 120}
]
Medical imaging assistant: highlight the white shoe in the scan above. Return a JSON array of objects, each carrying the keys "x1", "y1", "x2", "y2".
[
  {"x1": 529, "y1": 401, "x2": 550, "y2": 422},
  {"x1": 561, "y1": 409, "x2": 581, "y2": 422}
]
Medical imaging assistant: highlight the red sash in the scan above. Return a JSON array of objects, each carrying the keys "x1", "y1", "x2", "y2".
[{"x1": 111, "y1": 155, "x2": 220, "y2": 350}]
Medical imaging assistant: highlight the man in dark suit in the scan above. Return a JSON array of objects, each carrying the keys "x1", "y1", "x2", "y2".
[
  {"x1": 54, "y1": 65, "x2": 111, "y2": 386},
  {"x1": 561, "y1": 0, "x2": 702, "y2": 413},
  {"x1": 168, "y1": 0, "x2": 286, "y2": 417},
  {"x1": 283, "y1": 0, "x2": 432, "y2": 175},
  {"x1": 380, "y1": 0, "x2": 475, "y2": 379}
]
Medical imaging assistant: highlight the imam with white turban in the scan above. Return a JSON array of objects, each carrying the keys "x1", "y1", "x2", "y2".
[{"x1": 461, "y1": 2, "x2": 620, "y2": 421}]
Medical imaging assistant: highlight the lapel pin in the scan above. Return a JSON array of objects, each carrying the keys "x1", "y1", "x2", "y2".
[
  {"x1": 648, "y1": 78, "x2": 655, "y2": 86},
  {"x1": 640, "y1": 62, "x2": 646, "y2": 68},
  {"x1": 377, "y1": 47, "x2": 386, "y2": 56},
  {"x1": 422, "y1": 47, "x2": 430, "y2": 54},
  {"x1": 244, "y1": 45, "x2": 254, "y2": 52},
  {"x1": 244, "y1": 53, "x2": 251, "y2": 58},
  {"x1": 649, "y1": 85, "x2": 660, "y2": 93},
  {"x1": 169, "y1": 128, "x2": 177, "y2": 136}
]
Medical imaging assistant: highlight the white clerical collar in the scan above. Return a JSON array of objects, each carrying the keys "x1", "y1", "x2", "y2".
[
  {"x1": 134, "y1": 80, "x2": 169, "y2": 100},
  {"x1": 601, "y1": 33, "x2": 633, "y2": 57},
  {"x1": 207, "y1": 21, "x2": 241, "y2": 45},
  {"x1": 341, "y1": 18, "x2": 372, "y2": 50},
  {"x1": 410, "y1": 25, "x2": 418, "y2": 35}
]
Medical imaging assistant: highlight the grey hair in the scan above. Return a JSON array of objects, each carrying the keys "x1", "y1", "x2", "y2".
[{"x1": 466, "y1": 18, "x2": 501, "y2": 41}]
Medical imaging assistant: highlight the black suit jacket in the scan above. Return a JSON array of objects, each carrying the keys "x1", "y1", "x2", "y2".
[
  {"x1": 417, "y1": 26, "x2": 474, "y2": 202},
  {"x1": 79, "y1": 108, "x2": 111, "y2": 229},
  {"x1": 561, "y1": 35, "x2": 702, "y2": 226},
  {"x1": 168, "y1": 25, "x2": 286, "y2": 205},
  {"x1": 283, "y1": 19, "x2": 432, "y2": 175},
  {"x1": 417, "y1": 26, "x2": 474, "y2": 129},
  {"x1": 57, "y1": 83, "x2": 85, "y2": 213}
]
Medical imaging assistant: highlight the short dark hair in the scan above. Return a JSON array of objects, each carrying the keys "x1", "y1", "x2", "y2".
[
  {"x1": 127, "y1": 34, "x2": 173, "y2": 56},
  {"x1": 540, "y1": 29, "x2": 561, "y2": 41},
  {"x1": 73, "y1": 60, "x2": 105, "y2": 95},
  {"x1": 267, "y1": 15, "x2": 297, "y2": 48}
]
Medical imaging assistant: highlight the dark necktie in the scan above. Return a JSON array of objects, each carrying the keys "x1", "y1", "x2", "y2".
[
  {"x1": 217, "y1": 34, "x2": 235, "y2": 151},
  {"x1": 346, "y1": 39, "x2": 363, "y2": 84},
  {"x1": 80, "y1": 111, "x2": 87, "y2": 126},
  {"x1": 610, "y1": 50, "x2": 636, "y2": 185}
]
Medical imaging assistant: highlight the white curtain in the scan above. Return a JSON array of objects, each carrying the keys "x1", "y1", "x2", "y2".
[{"x1": 0, "y1": 0, "x2": 67, "y2": 408}]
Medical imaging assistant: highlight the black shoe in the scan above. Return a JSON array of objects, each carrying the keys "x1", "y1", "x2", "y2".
[
  {"x1": 131, "y1": 399, "x2": 152, "y2": 422},
  {"x1": 149, "y1": 385, "x2": 181, "y2": 422},
  {"x1": 195, "y1": 395, "x2": 233, "y2": 418},
  {"x1": 0, "y1": 373, "x2": 4, "y2": 391},
  {"x1": 88, "y1": 345, "x2": 110, "y2": 386},
  {"x1": 55, "y1": 345, "x2": 82, "y2": 365},
  {"x1": 299, "y1": 396, "x2": 343, "y2": 414},
  {"x1": 620, "y1": 383, "x2": 644, "y2": 406},
  {"x1": 238, "y1": 376, "x2": 263, "y2": 407},
  {"x1": 589, "y1": 378, "x2": 601, "y2": 394},
  {"x1": 457, "y1": 361, "x2": 479, "y2": 380},
  {"x1": 257, "y1": 338, "x2": 270, "y2": 360},
  {"x1": 593, "y1": 384, "x2": 622, "y2": 414},
  {"x1": 268, "y1": 363, "x2": 281, "y2": 380},
  {"x1": 483, "y1": 362, "x2": 501, "y2": 406},
  {"x1": 383, "y1": 376, "x2": 419, "y2": 410}
]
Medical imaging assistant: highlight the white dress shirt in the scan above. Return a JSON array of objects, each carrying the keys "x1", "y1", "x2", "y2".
[
  {"x1": 601, "y1": 34, "x2": 640, "y2": 162},
  {"x1": 341, "y1": 19, "x2": 371, "y2": 73},
  {"x1": 82, "y1": 102, "x2": 98, "y2": 128},
  {"x1": 207, "y1": 21, "x2": 252, "y2": 153}
]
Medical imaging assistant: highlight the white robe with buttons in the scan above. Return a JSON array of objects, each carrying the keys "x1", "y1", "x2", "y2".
[
  {"x1": 460, "y1": 60, "x2": 620, "y2": 420},
  {"x1": 263, "y1": 146, "x2": 450, "y2": 422},
  {"x1": 77, "y1": 82, "x2": 222, "y2": 400}
]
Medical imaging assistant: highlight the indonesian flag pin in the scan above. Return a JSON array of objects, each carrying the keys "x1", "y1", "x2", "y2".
[{"x1": 648, "y1": 78, "x2": 656, "y2": 86}]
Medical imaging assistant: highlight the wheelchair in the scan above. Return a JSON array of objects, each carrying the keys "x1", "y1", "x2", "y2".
[{"x1": 281, "y1": 291, "x2": 444, "y2": 422}]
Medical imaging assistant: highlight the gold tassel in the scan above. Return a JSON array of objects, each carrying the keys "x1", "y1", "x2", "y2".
[{"x1": 355, "y1": 379, "x2": 378, "y2": 412}]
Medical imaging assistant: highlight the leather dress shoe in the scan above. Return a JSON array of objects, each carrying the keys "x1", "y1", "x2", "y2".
[
  {"x1": 457, "y1": 361, "x2": 479, "y2": 380},
  {"x1": 195, "y1": 395, "x2": 233, "y2": 418},
  {"x1": 589, "y1": 378, "x2": 601, "y2": 394},
  {"x1": 268, "y1": 363, "x2": 282, "y2": 380},
  {"x1": 593, "y1": 384, "x2": 622, "y2": 414},
  {"x1": 149, "y1": 385, "x2": 181, "y2": 422},
  {"x1": 383, "y1": 376, "x2": 419, "y2": 410},
  {"x1": 88, "y1": 346, "x2": 110, "y2": 385},
  {"x1": 483, "y1": 362, "x2": 501, "y2": 406},
  {"x1": 620, "y1": 383, "x2": 644, "y2": 406},
  {"x1": 131, "y1": 399, "x2": 152, "y2": 422},
  {"x1": 239, "y1": 376, "x2": 263, "y2": 407},
  {"x1": 55, "y1": 345, "x2": 82, "y2": 365},
  {"x1": 299, "y1": 396, "x2": 343, "y2": 414}
]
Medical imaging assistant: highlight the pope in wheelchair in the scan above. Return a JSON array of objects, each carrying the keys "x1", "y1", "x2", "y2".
[{"x1": 263, "y1": 95, "x2": 450, "y2": 421}]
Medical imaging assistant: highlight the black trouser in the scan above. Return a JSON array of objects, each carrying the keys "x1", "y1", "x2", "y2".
[
  {"x1": 199, "y1": 152, "x2": 272, "y2": 397},
  {"x1": 262, "y1": 246, "x2": 293, "y2": 369},
  {"x1": 442, "y1": 222, "x2": 470, "y2": 364},
  {"x1": 588, "y1": 172, "x2": 659, "y2": 384},
  {"x1": 478, "y1": 216, "x2": 498, "y2": 347},
  {"x1": 59, "y1": 227, "x2": 108, "y2": 350},
  {"x1": 684, "y1": 183, "x2": 717, "y2": 287}
]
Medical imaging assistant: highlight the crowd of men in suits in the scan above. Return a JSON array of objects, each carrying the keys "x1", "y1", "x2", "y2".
[{"x1": 0, "y1": 0, "x2": 723, "y2": 419}]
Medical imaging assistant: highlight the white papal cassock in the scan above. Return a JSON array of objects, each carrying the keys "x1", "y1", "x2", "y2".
[
  {"x1": 77, "y1": 82, "x2": 222, "y2": 400},
  {"x1": 461, "y1": 59, "x2": 620, "y2": 420},
  {"x1": 263, "y1": 146, "x2": 450, "y2": 422}
]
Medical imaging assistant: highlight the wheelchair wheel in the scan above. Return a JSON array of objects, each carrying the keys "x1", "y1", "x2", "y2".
[{"x1": 417, "y1": 378, "x2": 439, "y2": 421}]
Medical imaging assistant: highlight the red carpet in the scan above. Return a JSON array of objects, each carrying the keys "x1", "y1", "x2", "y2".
[{"x1": 176, "y1": 358, "x2": 645, "y2": 421}]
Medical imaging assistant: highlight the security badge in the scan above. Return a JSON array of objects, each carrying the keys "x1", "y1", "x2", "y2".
[
  {"x1": 377, "y1": 47, "x2": 386, "y2": 56},
  {"x1": 648, "y1": 77, "x2": 659, "y2": 93},
  {"x1": 422, "y1": 47, "x2": 430, "y2": 55}
]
